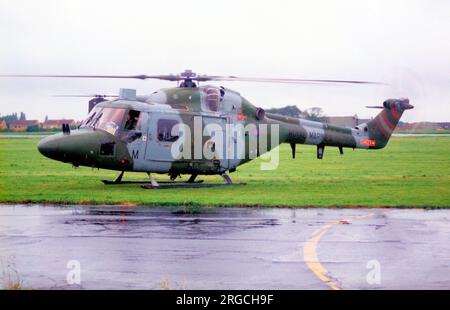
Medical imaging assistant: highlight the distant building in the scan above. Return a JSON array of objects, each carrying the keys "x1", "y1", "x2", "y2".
[
  {"x1": 326, "y1": 114, "x2": 372, "y2": 128},
  {"x1": 396, "y1": 122, "x2": 450, "y2": 131},
  {"x1": 42, "y1": 119, "x2": 76, "y2": 130},
  {"x1": 9, "y1": 120, "x2": 40, "y2": 132},
  {"x1": 357, "y1": 118, "x2": 372, "y2": 125},
  {"x1": 0, "y1": 119, "x2": 7, "y2": 130},
  {"x1": 437, "y1": 122, "x2": 450, "y2": 130}
]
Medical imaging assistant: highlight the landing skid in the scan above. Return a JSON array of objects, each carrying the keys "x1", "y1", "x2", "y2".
[
  {"x1": 102, "y1": 179, "x2": 205, "y2": 185},
  {"x1": 101, "y1": 170, "x2": 125, "y2": 184},
  {"x1": 102, "y1": 171, "x2": 243, "y2": 188},
  {"x1": 102, "y1": 180, "x2": 203, "y2": 185},
  {"x1": 141, "y1": 172, "x2": 245, "y2": 189},
  {"x1": 102, "y1": 171, "x2": 206, "y2": 185}
]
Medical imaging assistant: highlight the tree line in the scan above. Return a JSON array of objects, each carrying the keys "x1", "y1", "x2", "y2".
[
  {"x1": 0, "y1": 112, "x2": 27, "y2": 126},
  {"x1": 265, "y1": 105, "x2": 328, "y2": 122}
]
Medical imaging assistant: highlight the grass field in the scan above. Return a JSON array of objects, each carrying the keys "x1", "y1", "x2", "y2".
[
  {"x1": 0, "y1": 131, "x2": 56, "y2": 135},
  {"x1": 395, "y1": 130, "x2": 450, "y2": 134},
  {"x1": 0, "y1": 137, "x2": 449, "y2": 207}
]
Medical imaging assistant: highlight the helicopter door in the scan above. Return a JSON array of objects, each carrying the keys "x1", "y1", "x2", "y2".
[
  {"x1": 202, "y1": 116, "x2": 229, "y2": 171},
  {"x1": 145, "y1": 114, "x2": 182, "y2": 162},
  {"x1": 124, "y1": 111, "x2": 148, "y2": 164}
]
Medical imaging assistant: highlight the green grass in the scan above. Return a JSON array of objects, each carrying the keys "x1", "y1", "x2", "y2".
[
  {"x1": 0, "y1": 137, "x2": 449, "y2": 207},
  {"x1": 0, "y1": 131, "x2": 56, "y2": 135},
  {"x1": 395, "y1": 129, "x2": 450, "y2": 134}
]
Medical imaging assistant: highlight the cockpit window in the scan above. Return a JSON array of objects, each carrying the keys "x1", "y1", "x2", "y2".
[
  {"x1": 81, "y1": 107, "x2": 126, "y2": 136},
  {"x1": 82, "y1": 108, "x2": 98, "y2": 127},
  {"x1": 81, "y1": 107, "x2": 143, "y2": 136},
  {"x1": 124, "y1": 110, "x2": 141, "y2": 131},
  {"x1": 94, "y1": 108, "x2": 126, "y2": 136}
]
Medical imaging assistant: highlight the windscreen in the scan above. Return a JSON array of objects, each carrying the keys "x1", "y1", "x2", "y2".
[{"x1": 81, "y1": 107, "x2": 126, "y2": 136}]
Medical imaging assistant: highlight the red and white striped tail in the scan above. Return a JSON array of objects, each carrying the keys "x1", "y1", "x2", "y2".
[{"x1": 367, "y1": 98, "x2": 413, "y2": 148}]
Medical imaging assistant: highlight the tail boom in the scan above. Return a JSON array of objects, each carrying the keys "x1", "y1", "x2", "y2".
[
  {"x1": 275, "y1": 98, "x2": 413, "y2": 153},
  {"x1": 365, "y1": 98, "x2": 413, "y2": 149}
]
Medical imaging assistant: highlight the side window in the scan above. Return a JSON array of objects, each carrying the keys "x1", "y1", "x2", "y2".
[
  {"x1": 204, "y1": 87, "x2": 220, "y2": 111},
  {"x1": 124, "y1": 110, "x2": 141, "y2": 131},
  {"x1": 157, "y1": 119, "x2": 179, "y2": 142}
]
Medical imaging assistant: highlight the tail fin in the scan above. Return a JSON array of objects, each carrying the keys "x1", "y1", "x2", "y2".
[{"x1": 366, "y1": 98, "x2": 413, "y2": 148}]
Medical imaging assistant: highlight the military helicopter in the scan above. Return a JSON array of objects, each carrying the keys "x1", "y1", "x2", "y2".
[{"x1": 1, "y1": 70, "x2": 413, "y2": 188}]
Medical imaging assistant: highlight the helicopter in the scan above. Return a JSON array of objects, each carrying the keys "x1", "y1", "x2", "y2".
[{"x1": 0, "y1": 70, "x2": 413, "y2": 189}]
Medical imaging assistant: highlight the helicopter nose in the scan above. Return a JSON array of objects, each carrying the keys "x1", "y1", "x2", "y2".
[
  {"x1": 37, "y1": 132, "x2": 84, "y2": 162},
  {"x1": 38, "y1": 130, "x2": 102, "y2": 164},
  {"x1": 36, "y1": 129, "x2": 133, "y2": 169},
  {"x1": 37, "y1": 135, "x2": 61, "y2": 160}
]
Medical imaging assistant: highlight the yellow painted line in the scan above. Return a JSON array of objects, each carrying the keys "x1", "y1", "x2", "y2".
[{"x1": 303, "y1": 213, "x2": 374, "y2": 290}]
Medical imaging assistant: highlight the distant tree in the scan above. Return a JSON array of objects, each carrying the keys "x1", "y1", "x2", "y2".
[
  {"x1": 0, "y1": 112, "x2": 19, "y2": 127},
  {"x1": 266, "y1": 105, "x2": 302, "y2": 118},
  {"x1": 26, "y1": 124, "x2": 40, "y2": 132},
  {"x1": 19, "y1": 112, "x2": 26, "y2": 121},
  {"x1": 302, "y1": 107, "x2": 328, "y2": 122}
]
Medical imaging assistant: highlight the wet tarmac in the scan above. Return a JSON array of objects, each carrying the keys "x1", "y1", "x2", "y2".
[{"x1": 0, "y1": 205, "x2": 449, "y2": 290}]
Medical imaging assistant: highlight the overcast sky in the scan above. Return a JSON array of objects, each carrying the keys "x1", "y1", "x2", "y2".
[{"x1": 0, "y1": 0, "x2": 449, "y2": 122}]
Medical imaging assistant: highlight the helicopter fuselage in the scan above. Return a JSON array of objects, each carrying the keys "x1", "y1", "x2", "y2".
[{"x1": 37, "y1": 85, "x2": 413, "y2": 177}]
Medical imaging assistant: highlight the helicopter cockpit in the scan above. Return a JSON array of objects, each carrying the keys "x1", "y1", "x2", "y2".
[{"x1": 80, "y1": 106, "x2": 141, "y2": 138}]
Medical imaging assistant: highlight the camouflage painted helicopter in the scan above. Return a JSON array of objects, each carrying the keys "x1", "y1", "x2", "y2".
[{"x1": 1, "y1": 70, "x2": 413, "y2": 188}]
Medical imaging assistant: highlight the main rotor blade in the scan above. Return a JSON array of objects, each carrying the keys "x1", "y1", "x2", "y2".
[
  {"x1": 0, "y1": 74, "x2": 177, "y2": 80},
  {"x1": 200, "y1": 75, "x2": 385, "y2": 85},
  {"x1": 53, "y1": 94, "x2": 118, "y2": 98},
  {"x1": 0, "y1": 73, "x2": 385, "y2": 85}
]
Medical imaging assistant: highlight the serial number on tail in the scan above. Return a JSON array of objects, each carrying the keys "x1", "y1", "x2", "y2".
[{"x1": 361, "y1": 139, "x2": 376, "y2": 147}]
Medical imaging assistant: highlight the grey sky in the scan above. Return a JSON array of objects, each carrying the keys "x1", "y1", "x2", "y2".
[{"x1": 0, "y1": 0, "x2": 449, "y2": 122}]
